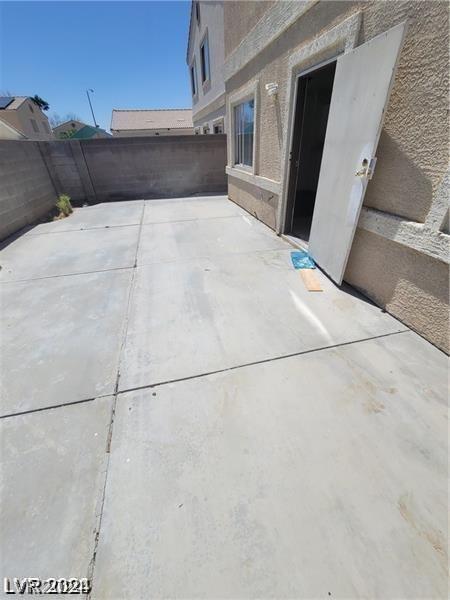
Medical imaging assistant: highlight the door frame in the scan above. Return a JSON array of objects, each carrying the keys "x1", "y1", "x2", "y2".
[
  {"x1": 276, "y1": 12, "x2": 362, "y2": 234},
  {"x1": 284, "y1": 56, "x2": 338, "y2": 235}
]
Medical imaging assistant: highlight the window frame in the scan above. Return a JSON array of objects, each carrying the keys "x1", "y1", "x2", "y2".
[
  {"x1": 195, "y1": 1, "x2": 200, "y2": 26},
  {"x1": 190, "y1": 58, "x2": 198, "y2": 100},
  {"x1": 30, "y1": 118, "x2": 39, "y2": 133},
  {"x1": 233, "y1": 100, "x2": 255, "y2": 169},
  {"x1": 227, "y1": 80, "x2": 259, "y2": 176},
  {"x1": 212, "y1": 117, "x2": 224, "y2": 134},
  {"x1": 200, "y1": 31, "x2": 211, "y2": 87}
]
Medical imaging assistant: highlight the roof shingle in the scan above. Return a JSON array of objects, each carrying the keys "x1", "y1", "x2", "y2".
[{"x1": 111, "y1": 108, "x2": 193, "y2": 131}]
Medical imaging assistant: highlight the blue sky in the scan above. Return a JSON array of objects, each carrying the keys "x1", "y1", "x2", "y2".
[{"x1": 0, "y1": 1, "x2": 192, "y2": 131}]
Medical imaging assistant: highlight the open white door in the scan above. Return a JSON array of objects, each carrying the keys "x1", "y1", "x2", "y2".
[{"x1": 308, "y1": 22, "x2": 407, "y2": 284}]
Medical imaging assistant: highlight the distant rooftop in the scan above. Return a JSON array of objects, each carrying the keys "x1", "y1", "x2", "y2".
[
  {"x1": 111, "y1": 108, "x2": 193, "y2": 132},
  {"x1": 72, "y1": 125, "x2": 111, "y2": 139}
]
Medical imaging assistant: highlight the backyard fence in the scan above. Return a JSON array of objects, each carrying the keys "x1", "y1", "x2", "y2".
[{"x1": 0, "y1": 134, "x2": 227, "y2": 241}]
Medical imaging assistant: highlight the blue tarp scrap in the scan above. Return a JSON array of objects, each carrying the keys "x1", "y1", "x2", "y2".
[{"x1": 290, "y1": 250, "x2": 316, "y2": 269}]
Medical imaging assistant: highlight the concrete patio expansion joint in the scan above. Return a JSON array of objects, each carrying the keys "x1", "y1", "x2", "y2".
[
  {"x1": 115, "y1": 329, "x2": 410, "y2": 397},
  {"x1": 25, "y1": 222, "x2": 142, "y2": 237},
  {"x1": 0, "y1": 328, "x2": 410, "y2": 421},
  {"x1": 0, "y1": 264, "x2": 133, "y2": 285},
  {"x1": 87, "y1": 201, "x2": 145, "y2": 595}
]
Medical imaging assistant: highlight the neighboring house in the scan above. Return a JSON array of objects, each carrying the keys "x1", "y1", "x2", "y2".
[
  {"x1": 71, "y1": 125, "x2": 111, "y2": 139},
  {"x1": 53, "y1": 119, "x2": 110, "y2": 139},
  {"x1": 187, "y1": 1, "x2": 225, "y2": 134},
  {"x1": 220, "y1": 1, "x2": 448, "y2": 353},
  {"x1": 0, "y1": 118, "x2": 27, "y2": 140},
  {"x1": 110, "y1": 109, "x2": 194, "y2": 136},
  {"x1": 0, "y1": 96, "x2": 53, "y2": 140}
]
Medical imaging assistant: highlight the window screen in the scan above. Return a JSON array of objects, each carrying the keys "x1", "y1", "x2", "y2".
[
  {"x1": 190, "y1": 64, "x2": 197, "y2": 96},
  {"x1": 233, "y1": 99, "x2": 254, "y2": 167},
  {"x1": 200, "y1": 36, "x2": 210, "y2": 83}
]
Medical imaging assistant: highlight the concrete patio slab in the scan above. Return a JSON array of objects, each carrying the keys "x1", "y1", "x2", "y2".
[
  {"x1": 1, "y1": 196, "x2": 446, "y2": 599},
  {"x1": 0, "y1": 226, "x2": 139, "y2": 282},
  {"x1": 119, "y1": 249, "x2": 406, "y2": 391},
  {"x1": 92, "y1": 332, "x2": 447, "y2": 599},
  {"x1": 26, "y1": 201, "x2": 144, "y2": 234},
  {"x1": 0, "y1": 397, "x2": 112, "y2": 585},
  {"x1": 143, "y1": 195, "x2": 244, "y2": 224},
  {"x1": 137, "y1": 214, "x2": 289, "y2": 265},
  {"x1": 0, "y1": 269, "x2": 132, "y2": 416}
]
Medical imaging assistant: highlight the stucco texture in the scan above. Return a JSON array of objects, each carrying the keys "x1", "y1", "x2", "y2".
[
  {"x1": 224, "y1": 0, "x2": 275, "y2": 57},
  {"x1": 224, "y1": 0, "x2": 449, "y2": 352},
  {"x1": 346, "y1": 229, "x2": 449, "y2": 354},
  {"x1": 225, "y1": 0, "x2": 449, "y2": 221},
  {"x1": 360, "y1": 0, "x2": 449, "y2": 222},
  {"x1": 228, "y1": 176, "x2": 278, "y2": 229}
]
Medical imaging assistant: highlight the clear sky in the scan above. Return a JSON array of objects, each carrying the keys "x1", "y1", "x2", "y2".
[{"x1": 0, "y1": 1, "x2": 192, "y2": 131}]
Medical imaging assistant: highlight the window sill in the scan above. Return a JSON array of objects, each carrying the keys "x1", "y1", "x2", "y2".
[{"x1": 226, "y1": 166, "x2": 281, "y2": 195}]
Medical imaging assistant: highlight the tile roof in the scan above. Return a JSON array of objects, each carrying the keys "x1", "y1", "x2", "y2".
[{"x1": 111, "y1": 108, "x2": 193, "y2": 132}]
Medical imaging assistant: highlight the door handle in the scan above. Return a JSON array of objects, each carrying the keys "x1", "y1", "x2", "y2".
[{"x1": 355, "y1": 157, "x2": 377, "y2": 179}]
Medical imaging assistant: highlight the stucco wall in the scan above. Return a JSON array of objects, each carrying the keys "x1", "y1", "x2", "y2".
[
  {"x1": 346, "y1": 229, "x2": 449, "y2": 354},
  {"x1": 224, "y1": 0, "x2": 275, "y2": 57},
  {"x1": 188, "y1": 0, "x2": 226, "y2": 123},
  {"x1": 0, "y1": 141, "x2": 56, "y2": 241},
  {"x1": 224, "y1": 0, "x2": 449, "y2": 352},
  {"x1": 228, "y1": 175, "x2": 278, "y2": 229},
  {"x1": 226, "y1": 1, "x2": 449, "y2": 212}
]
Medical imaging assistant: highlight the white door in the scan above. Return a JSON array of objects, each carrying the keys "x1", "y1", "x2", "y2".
[{"x1": 308, "y1": 22, "x2": 407, "y2": 284}]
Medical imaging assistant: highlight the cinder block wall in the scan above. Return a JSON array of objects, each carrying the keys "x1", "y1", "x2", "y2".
[
  {"x1": 0, "y1": 141, "x2": 57, "y2": 241},
  {"x1": 0, "y1": 135, "x2": 228, "y2": 241},
  {"x1": 80, "y1": 135, "x2": 227, "y2": 202}
]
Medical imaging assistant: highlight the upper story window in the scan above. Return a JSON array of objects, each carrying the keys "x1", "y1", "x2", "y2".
[
  {"x1": 213, "y1": 120, "x2": 224, "y2": 134},
  {"x1": 200, "y1": 33, "x2": 210, "y2": 84},
  {"x1": 190, "y1": 61, "x2": 198, "y2": 97},
  {"x1": 29, "y1": 104, "x2": 34, "y2": 113},
  {"x1": 233, "y1": 99, "x2": 254, "y2": 168},
  {"x1": 42, "y1": 121, "x2": 50, "y2": 133},
  {"x1": 30, "y1": 118, "x2": 39, "y2": 133},
  {"x1": 195, "y1": 1, "x2": 200, "y2": 26}
]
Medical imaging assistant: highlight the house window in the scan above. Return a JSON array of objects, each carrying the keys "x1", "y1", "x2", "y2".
[
  {"x1": 195, "y1": 1, "x2": 200, "y2": 25},
  {"x1": 233, "y1": 99, "x2": 254, "y2": 167},
  {"x1": 190, "y1": 62, "x2": 198, "y2": 97},
  {"x1": 213, "y1": 121, "x2": 224, "y2": 134},
  {"x1": 29, "y1": 104, "x2": 34, "y2": 113},
  {"x1": 42, "y1": 121, "x2": 50, "y2": 133},
  {"x1": 30, "y1": 118, "x2": 39, "y2": 133},
  {"x1": 200, "y1": 34, "x2": 210, "y2": 83}
]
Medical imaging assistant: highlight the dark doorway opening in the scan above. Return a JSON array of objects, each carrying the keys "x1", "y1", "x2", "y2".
[{"x1": 285, "y1": 60, "x2": 336, "y2": 244}]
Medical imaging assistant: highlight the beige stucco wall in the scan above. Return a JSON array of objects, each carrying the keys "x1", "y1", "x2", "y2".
[
  {"x1": 224, "y1": 0, "x2": 275, "y2": 57},
  {"x1": 224, "y1": 0, "x2": 449, "y2": 352},
  {"x1": 346, "y1": 229, "x2": 449, "y2": 353},
  {"x1": 226, "y1": 1, "x2": 449, "y2": 215},
  {"x1": 228, "y1": 175, "x2": 279, "y2": 229}
]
